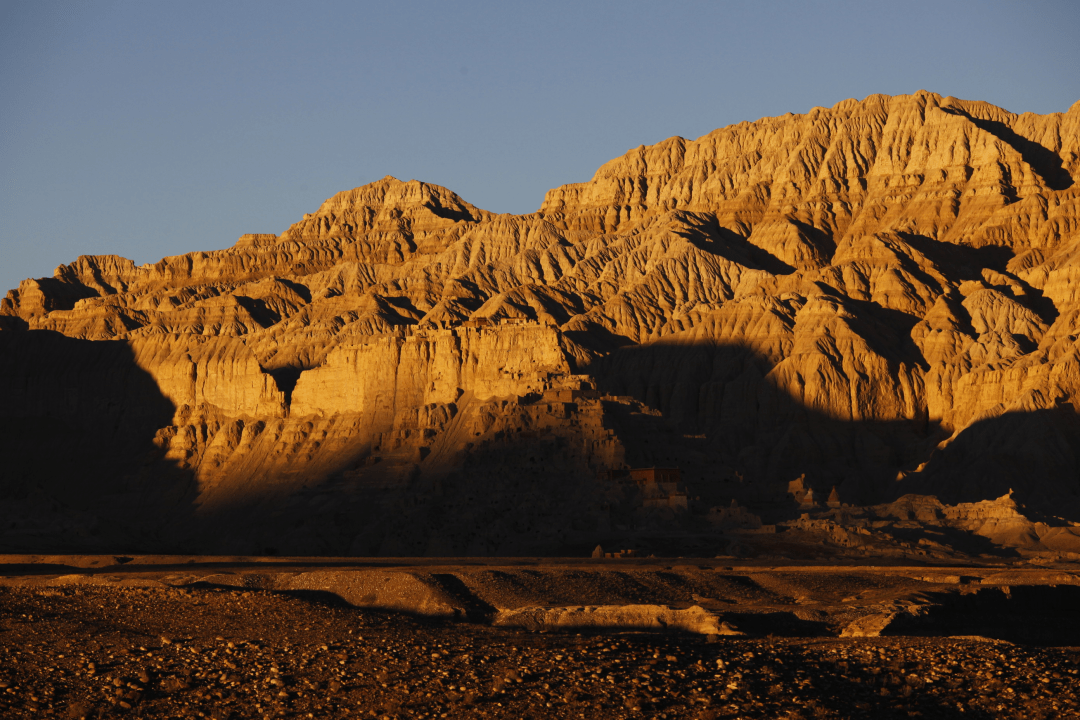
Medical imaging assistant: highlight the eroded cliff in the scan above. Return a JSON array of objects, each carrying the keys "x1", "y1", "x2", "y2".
[{"x1": 3, "y1": 91, "x2": 1080, "y2": 556}]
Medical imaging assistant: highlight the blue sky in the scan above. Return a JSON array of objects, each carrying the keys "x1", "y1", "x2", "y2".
[{"x1": 2, "y1": 0, "x2": 1079, "y2": 294}]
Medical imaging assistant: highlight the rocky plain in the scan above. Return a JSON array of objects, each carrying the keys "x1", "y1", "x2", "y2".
[
  {"x1": 1, "y1": 556, "x2": 1080, "y2": 719},
  {"x1": 3, "y1": 90, "x2": 1080, "y2": 717}
]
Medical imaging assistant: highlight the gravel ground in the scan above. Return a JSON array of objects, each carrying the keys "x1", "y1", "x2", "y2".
[{"x1": 1, "y1": 585, "x2": 1078, "y2": 719}]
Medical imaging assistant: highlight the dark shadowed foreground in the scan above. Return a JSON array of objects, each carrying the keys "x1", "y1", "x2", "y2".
[{"x1": 2, "y1": 557, "x2": 1080, "y2": 718}]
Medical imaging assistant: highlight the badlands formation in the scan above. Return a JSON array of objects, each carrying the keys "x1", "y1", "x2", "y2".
[{"x1": 3, "y1": 90, "x2": 1080, "y2": 560}]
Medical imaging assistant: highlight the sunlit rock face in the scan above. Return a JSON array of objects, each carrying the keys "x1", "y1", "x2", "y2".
[{"x1": 3, "y1": 91, "x2": 1080, "y2": 556}]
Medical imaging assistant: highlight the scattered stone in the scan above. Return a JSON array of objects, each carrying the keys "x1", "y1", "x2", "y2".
[{"x1": 0, "y1": 580, "x2": 1077, "y2": 719}]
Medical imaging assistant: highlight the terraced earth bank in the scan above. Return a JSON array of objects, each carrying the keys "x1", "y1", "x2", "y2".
[{"x1": 3, "y1": 91, "x2": 1080, "y2": 558}]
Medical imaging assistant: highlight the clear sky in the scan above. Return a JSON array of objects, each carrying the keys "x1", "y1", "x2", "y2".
[{"x1": 2, "y1": 0, "x2": 1079, "y2": 294}]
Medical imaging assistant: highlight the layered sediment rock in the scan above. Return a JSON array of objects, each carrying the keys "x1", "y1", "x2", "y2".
[{"x1": 2, "y1": 91, "x2": 1080, "y2": 554}]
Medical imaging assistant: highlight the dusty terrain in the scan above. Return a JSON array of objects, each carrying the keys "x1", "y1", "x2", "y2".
[
  {"x1": 2, "y1": 557, "x2": 1080, "y2": 718},
  {"x1": 2, "y1": 91, "x2": 1080, "y2": 557}
]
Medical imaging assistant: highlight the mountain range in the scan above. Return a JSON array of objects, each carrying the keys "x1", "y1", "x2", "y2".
[{"x1": 3, "y1": 90, "x2": 1080, "y2": 558}]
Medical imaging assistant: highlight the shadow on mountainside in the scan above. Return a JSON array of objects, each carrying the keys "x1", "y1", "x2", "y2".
[
  {"x1": 176, "y1": 330, "x2": 1080, "y2": 557},
  {"x1": 177, "y1": 399, "x2": 623, "y2": 558},
  {"x1": 589, "y1": 334, "x2": 1080, "y2": 522},
  {"x1": 589, "y1": 337, "x2": 924, "y2": 501},
  {"x1": 940, "y1": 107, "x2": 1075, "y2": 192},
  {"x1": 0, "y1": 331, "x2": 198, "y2": 553},
  {"x1": 902, "y1": 405, "x2": 1080, "y2": 512},
  {"x1": 896, "y1": 231, "x2": 1060, "y2": 325},
  {"x1": 5, "y1": 321, "x2": 1079, "y2": 556}
]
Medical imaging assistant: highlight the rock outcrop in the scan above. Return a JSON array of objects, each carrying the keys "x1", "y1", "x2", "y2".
[{"x1": 2, "y1": 91, "x2": 1080, "y2": 555}]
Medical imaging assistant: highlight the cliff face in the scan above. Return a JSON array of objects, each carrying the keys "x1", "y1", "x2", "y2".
[{"x1": 3, "y1": 91, "x2": 1080, "y2": 556}]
